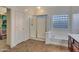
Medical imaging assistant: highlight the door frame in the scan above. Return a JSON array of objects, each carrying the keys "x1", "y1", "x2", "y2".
[
  {"x1": 6, "y1": 8, "x2": 11, "y2": 47},
  {"x1": 0, "y1": 7, "x2": 11, "y2": 47}
]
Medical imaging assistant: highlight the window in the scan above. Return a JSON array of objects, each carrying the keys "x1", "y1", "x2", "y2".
[{"x1": 51, "y1": 15, "x2": 69, "y2": 28}]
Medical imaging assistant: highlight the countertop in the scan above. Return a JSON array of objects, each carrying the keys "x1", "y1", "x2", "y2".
[{"x1": 69, "y1": 34, "x2": 79, "y2": 42}]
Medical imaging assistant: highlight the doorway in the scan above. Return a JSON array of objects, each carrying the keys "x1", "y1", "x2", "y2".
[
  {"x1": 30, "y1": 15, "x2": 47, "y2": 41},
  {"x1": 0, "y1": 7, "x2": 10, "y2": 51}
]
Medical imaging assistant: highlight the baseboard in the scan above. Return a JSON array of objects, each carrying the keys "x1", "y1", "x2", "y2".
[
  {"x1": 45, "y1": 40, "x2": 68, "y2": 47},
  {"x1": 29, "y1": 37, "x2": 45, "y2": 41}
]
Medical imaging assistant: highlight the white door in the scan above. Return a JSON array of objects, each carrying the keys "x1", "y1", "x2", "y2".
[
  {"x1": 15, "y1": 12, "x2": 25, "y2": 45},
  {"x1": 20, "y1": 13, "x2": 26, "y2": 41},
  {"x1": 30, "y1": 16, "x2": 37, "y2": 38},
  {"x1": 37, "y1": 15, "x2": 46, "y2": 39}
]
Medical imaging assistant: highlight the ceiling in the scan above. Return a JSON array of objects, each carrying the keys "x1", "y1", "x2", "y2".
[
  {"x1": 6, "y1": 6, "x2": 79, "y2": 15},
  {"x1": 7, "y1": 6, "x2": 52, "y2": 12}
]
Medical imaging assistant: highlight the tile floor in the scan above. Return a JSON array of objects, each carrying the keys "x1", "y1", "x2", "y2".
[{"x1": 8, "y1": 39, "x2": 69, "y2": 52}]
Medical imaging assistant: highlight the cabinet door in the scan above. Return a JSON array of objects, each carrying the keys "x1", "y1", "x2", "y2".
[{"x1": 72, "y1": 44, "x2": 79, "y2": 52}]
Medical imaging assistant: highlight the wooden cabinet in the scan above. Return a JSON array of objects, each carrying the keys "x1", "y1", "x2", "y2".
[{"x1": 68, "y1": 35, "x2": 79, "y2": 52}]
